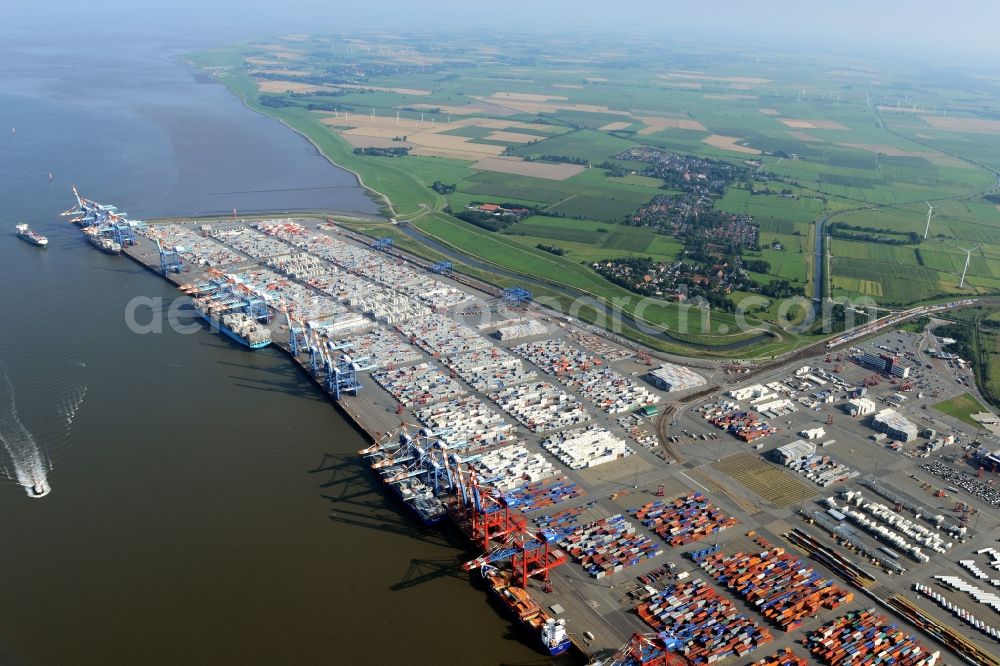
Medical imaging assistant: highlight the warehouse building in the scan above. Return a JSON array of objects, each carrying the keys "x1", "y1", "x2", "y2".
[
  {"x1": 647, "y1": 363, "x2": 706, "y2": 392},
  {"x1": 775, "y1": 439, "x2": 816, "y2": 465},
  {"x1": 859, "y1": 350, "x2": 910, "y2": 378},
  {"x1": 872, "y1": 408, "x2": 918, "y2": 442},
  {"x1": 845, "y1": 397, "x2": 876, "y2": 417}
]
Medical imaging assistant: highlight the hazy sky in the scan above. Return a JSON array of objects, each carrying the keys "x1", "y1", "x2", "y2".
[{"x1": 8, "y1": 1, "x2": 1000, "y2": 64}]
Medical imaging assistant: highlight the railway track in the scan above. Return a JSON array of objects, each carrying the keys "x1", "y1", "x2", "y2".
[{"x1": 654, "y1": 385, "x2": 721, "y2": 463}]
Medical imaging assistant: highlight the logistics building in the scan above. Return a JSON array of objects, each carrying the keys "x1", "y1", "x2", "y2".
[
  {"x1": 845, "y1": 397, "x2": 876, "y2": 417},
  {"x1": 859, "y1": 350, "x2": 910, "y2": 378},
  {"x1": 646, "y1": 363, "x2": 705, "y2": 392},
  {"x1": 775, "y1": 439, "x2": 816, "y2": 465},
  {"x1": 872, "y1": 408, "x2": 918, "y2": 442}
]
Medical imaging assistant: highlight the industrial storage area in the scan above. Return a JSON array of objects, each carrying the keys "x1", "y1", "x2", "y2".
[{"x1": 111, "y1": 212, "x2": 1000, "y2": 666}]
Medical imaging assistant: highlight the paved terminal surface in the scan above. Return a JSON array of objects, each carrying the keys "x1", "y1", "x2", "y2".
[{"x1": 122, "y1": 217, "x2": 1000, "y2": 665}]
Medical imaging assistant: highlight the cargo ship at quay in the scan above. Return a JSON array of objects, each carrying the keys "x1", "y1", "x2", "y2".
[
  {"x1": 64, "y1": 193, "x2": 587, "y2": 658},
  {"x1": 190, "y1": 292, "x2": 273, "y2": 349},
  {"x1": 359, "y1": 425, "x2": 570, "y2": 655},
  {"x1": 359, "y1": 426, "x2": 449, "y2": 525},
  {"x1": 62, "y1": 186, "x2": 135, "y2": 254},
  {"x1": 66, "y1": 190, "x2": 986, "y2": 665}
]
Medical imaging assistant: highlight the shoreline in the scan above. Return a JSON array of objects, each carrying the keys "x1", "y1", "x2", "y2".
[{"x1": 227, "y1": 85, "x2": 398, "y2": 219}]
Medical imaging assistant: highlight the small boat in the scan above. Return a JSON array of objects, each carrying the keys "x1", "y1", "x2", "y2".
[
  {"x1": 15, "y1": 223, "x2": 48, "y2": 247},
  {"x1": 27, "y1": 481, "x2": 51, "y2": 498}
]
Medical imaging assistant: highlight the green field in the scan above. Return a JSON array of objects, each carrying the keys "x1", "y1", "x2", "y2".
[
  {"x1": 933, "y1": 392, "x2": 990, "y2": 428},
  {"x1": 981, "y1": 328, "x2": 1000, "y2": 406},
  {"x1": 188, "y1": 33, "x2": 1000, "y2": 357}
]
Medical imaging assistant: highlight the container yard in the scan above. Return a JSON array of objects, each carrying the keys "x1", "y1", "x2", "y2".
[
  {"x1": 701, "y1": 403, "x2": 777, "y2": 442},
  {"x1": 747, "y1": 649, "x2": 808, "y2": 666},
  {"x1": 692, "y1": 536, "x2": 853, "y2": 632},
  {"x1": 413, "y1": 396, "x2": 515, "y2": 451},
  {"x1": 495, "y1": 319, "x2": 548, "y2": 341},
  {"x1": 371, "y1": 362, "x2": 468, "y2": 408},
  {"x1": 561, "y1": 367, "x2": 659, "y2": 414},
  {"x1": 209, "y1": 225, "x2": 293, "y2": 259},
  {"x1": 541, "y1": 426, "x2": 633, "y2": 469},
  {"x1": 399, "y1": 313, "x2": 492, "y2": 357},
  {"x1": 338, "y1": 328, "x2": 421, "y2": 370},
  {"x1": 511, "y1": 339, "x2": 602, "y2": 376},
  {"x1": 566, "y1": 330, "x2": 634, "y2": 362},
  {"x1": 88, "y1": 201, "x2": 1000, "y2": 665},
  {"x1": 466, "y1": 444, "x2": 554, "y2": 491},
  {"x1": 445, "y1": 347, "x2": 538, "y2": 393},
  {"x1": 502, "y1": 478, "x2": 585, "y2": 512},
  {"x1": 490, "y1": 381, "x2": 591, "y2": 432},
  {"x1": 636, "y1": 578, "x2": 772, "y2": 663},
  {"x1": 782, "y1": 451, "x2": 859, "y2": 488},
  {"x1": 805, "y1": 610, "x2": 938, "y2": 666},
  {"x1": 555, "y1": 513, "x2": 663, "y2": 578},
  {"x1": 631, "y1": 494, "x2": 738, "y2": 547},
  {"x1": 147, "y1": 223, "x2": 247, "y2": 266}
]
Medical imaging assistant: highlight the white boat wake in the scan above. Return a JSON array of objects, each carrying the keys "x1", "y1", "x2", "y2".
[
  {"x1": 0, "y1": 369, "x2": 52, "y2": 497},
  {"x1": 57, "y1": 382, "x2": 89, "y2": 446}
]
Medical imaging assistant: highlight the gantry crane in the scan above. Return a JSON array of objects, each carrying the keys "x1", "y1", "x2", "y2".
[{"x1": 603, "y1": 633, "x2": 686, "y2": 666}]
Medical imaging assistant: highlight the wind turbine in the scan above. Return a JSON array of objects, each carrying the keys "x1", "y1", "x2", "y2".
[
  {"x1": 958, "y1": 245, "x2": 979, "y2": 288},
  {"x1": 923, "y1": 202, "x2": 934, "y2": 239}
]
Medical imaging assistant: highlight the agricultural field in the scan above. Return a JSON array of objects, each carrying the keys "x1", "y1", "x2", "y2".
[{"x1": 189, "y1": 32, "x2": 1000, "y2": 357}]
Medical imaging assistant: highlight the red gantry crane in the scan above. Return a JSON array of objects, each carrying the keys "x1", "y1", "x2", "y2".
[
  {"x1": 606, "y1": 633, "x2": 686, "y2": 666},
  {"x1": 451, "y1": 463, "x2": 567, "y2": 589}
]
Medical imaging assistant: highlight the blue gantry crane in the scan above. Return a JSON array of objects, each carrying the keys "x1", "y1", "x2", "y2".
[
  {"x1": 106, "y1": 215, "x2": 136, "y2": 246},
  {"x1": 300, "y1": 324, "x2": 372, "y2": 400},
  {"x1": 364, "y1": 426, "x2": 459, "y2": 497},
  {"x1": 157, "y1": 239, "x2": 182, "y2": 274},
  {"x1": 373, "y1": 237, "x2": 393, "y2": 251},
  {"x1": 327, "y1": 352, "x2": 367, "y2": 399},
  {"x1": 430, "y1": 260, "x2": 453, "y2": 276},
  {"x1": 286, "y1": 312, "x2": 307, "y2": 356},
  {"x1": 502, "y1": 286, "x2": 532, "y2": 305}
]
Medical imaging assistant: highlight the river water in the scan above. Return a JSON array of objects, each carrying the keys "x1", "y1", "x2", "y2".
[{"x1": 0, "y1": 29, "x2": 554, "y2": 666}]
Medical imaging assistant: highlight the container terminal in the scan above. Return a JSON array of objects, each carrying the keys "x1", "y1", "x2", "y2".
[{"x1": 68, "y1": 190, "x2": 1000, "y2": 666}]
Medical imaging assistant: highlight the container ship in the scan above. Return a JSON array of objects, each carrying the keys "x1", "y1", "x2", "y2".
[
  {"x1": 194, "y1": 302, "x2": 272, "y2": 349},
  {"x1": 62, "y1": 186, "x2": 123, "y2": 226},
  {"x1": 83, "y1": 227, "x2": 122, "y2": 254},
  {"x1": 361, "y1": 432, "x2": 571, "y2": 654},
  {"x1": 15, "y1": 223, "x2": 48, "y2": 247},
  {"x1": 62, "y1": 187, "x2": 138, "y2": 254},
  {"x1": 360, "y1": 427, "x2": 448, "y2": 525},
  {"x1": 482, "y1": 566, "x2": 571, "y2": 656}
]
